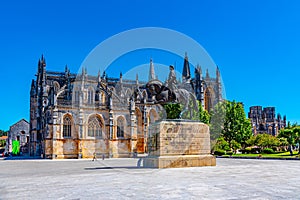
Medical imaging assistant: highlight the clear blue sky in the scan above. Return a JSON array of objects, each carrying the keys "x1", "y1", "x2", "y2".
[{"x1": 1, "y1": 0, "x2": 300, "y2": 130}]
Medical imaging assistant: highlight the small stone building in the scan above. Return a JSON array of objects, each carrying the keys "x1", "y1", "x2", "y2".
[{"x1": 7, "y1": 119, "x2": 30, "y2": 155}]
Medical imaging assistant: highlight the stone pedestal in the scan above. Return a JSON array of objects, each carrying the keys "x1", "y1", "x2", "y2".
[{"x1": 144, "y1": 120, "x2": 216, "y2": 168}]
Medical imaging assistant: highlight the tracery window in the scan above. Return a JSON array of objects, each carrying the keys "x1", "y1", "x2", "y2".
[
  {"x1": 74, "y1": 90, "x2": 80, "y2": 104},
  {"x1": 63, "y1": 115, "x2": 72, "y2": 137},
  {"x1": 117, "y1": 117, "x2": 125, "y2": 138},
  {"x1": 88, "y1": 89, "x2": 94, "y2": 104},
  {"x1": 88, "y1": 116, "x2": 103, "y2": 138}
]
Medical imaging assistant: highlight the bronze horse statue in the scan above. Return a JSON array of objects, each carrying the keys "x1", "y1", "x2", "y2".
[{"x1": 146, "y1": 80, "x2": 198, "y2": 118}]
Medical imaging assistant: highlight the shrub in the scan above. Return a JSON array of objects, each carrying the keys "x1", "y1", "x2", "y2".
[
  {"x1": 251, "y1": 147, "x2": 261, "y2": 154},
  {"x1": 262, "y1": 148, "x2": 275, "y2": 154},
  {"x1": 214, "y1": 149, "x2": 225, "y2": 156},
  {"x1": 226, "y1": 151, "x2": 234, "y2": 156},
  {"x1": 241, "y1": 147, "x2": 251, "y2": 154},
  {"x1": 272, "y1": 147, "x2": 278, "y2": 152}
]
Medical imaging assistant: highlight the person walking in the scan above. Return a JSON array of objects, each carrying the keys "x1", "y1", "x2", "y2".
[{"x1": 92, "y1": 152, "x2": 97, "y2": 161}]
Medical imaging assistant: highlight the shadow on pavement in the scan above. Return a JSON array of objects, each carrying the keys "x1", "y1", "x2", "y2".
[
  {"x1": 2, "y1": 156, "x2": 42, "y2": 160},
  {"x1": 84, "y1": 166, "x2": 146, "y2": 170}
]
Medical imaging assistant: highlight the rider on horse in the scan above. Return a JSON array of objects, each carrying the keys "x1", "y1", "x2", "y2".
[{"x1": 165, "y1": 65, "x2": 178, "y2": 101}]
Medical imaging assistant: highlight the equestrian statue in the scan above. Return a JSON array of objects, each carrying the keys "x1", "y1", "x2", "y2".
[{"x1": 146, "y1": 65, "x2": 198, "y2": 118}]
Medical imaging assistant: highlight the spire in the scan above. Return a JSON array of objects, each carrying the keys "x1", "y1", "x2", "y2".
[
  {"x1": 40, "y1": 55, "x2": 47, "y2": 98},
  {"x1": 65, "y1": 65, "x2": 70, "y2": 77},
  {"x1": 65, "y1": 65, "x2": 68, "y2": 73},
  {"x1": 81, "y1": 67, "x2": 87, "y2": 83},
  {"x1": 216, "y1": 66, "x2": 220, "y2": 82},
  {"x1": 41, "y1": 54, "x2": 46, "y2": 68},
  {"x1": 148, "y1": 58, "x2": 156, "y2": 81},
  {"x1": 102, "y1": 71, "x2": 106, "y2": 80},
  {"x1": 136, "y1": 73, "x2": 139, "y2": 85},
  {"x1": 41, "y1": 55, "x2": 46, "y2": 86},
  {"x1": 182, "y1": 52, "x2": 191, "y2": 82},
  {"x1": 120, "y1": 72, "x2": 123, "y2": 83},
  {"x1": 196, "y1": 64, "x2": 202, "y2": 76},
  {"x1": 97, "y1": 69, "x2": 101, "y2": 83},
  {"x1": 37, "y1": 59, "x2": 42, "y2": 85},
  {"x1": 215, "y1": 66, "x2": 222, "y2": 102},
  {"x1": 30, "y1": 79, "x2": 36, "y2": 97},
  {"x1": 206, "y1": 69, "x2": 210, "y2": 79}
]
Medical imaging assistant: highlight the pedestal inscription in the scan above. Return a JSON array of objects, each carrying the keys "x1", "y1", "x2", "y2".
[{"x1": 144, "y1": 120, "x2": 216, "y2": 168}]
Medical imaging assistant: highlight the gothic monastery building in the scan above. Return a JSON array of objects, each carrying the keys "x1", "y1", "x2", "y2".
[{"x1": 29, "y1": 54, "x2": 222, "y2": 158}]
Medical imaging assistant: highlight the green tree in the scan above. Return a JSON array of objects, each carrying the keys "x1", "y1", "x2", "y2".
[
  {"x1": 278, "y1": 137, "x2": 289, "y2": 150},
  {"x1": 247, "y1": 133, "x2": 280, "y2": 150},
  {"x1": 198, "y1": 102, "x2": 210, "y2": 124},
  {"x1": 214, "y1": 137, "x2": 230, "y2": 151},
  {"x1": 210, "y1": 102, "x2": 226, "y2": 141},
  {"x1": 278, "y1": 126, "x2": 300, "y2": 154},
  {"x1": 292, "y1": 127, "x2": 300, "y2": 154},
  {"x1": 163, "y1": 103, "x2": 182, "y2": 119},
  {"x1": 0, "y1": 130, "x2": 7, "y2": 147},
  {"x1": 164, "y1": 100, "x2": 210, "y2": 123},
  {"x1": 0, "y1": 130, "x2": 8, "y2": 137},
  {"x1": 221, "y1": 101, "x2": 252, "y2": 150}
]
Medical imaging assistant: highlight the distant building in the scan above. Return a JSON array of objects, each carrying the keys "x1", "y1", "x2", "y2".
[
  {"x1": 29, "y1": 54, "x2": 222, "y2": 159},
  {"x1": 248, "y1": 106, "x2": 286, "y2": 136},
  {"x1": 1, "y1": 136, "x2": 8, "y2": 154},
  {"x1": 7, "y1": 119, "x2": 30, "y2": 155}
]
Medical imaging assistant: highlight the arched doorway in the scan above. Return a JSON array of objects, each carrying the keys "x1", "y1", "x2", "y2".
[
  {"x1": 146, "y1": 108, "x2": 159, "y2": 153},
  {"x1": 135, "y1": 108, "x2": 144, "y2": 153}
]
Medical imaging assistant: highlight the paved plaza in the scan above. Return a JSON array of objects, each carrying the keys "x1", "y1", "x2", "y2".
[{"x1": 0, "y1": 157, "x2": 299, "y2": 199}]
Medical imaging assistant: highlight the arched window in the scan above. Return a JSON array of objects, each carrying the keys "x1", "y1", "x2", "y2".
[
  {"x1": 74, "y1": 90, "x2": 80, "y2": 104},
  {"x1": 53, "y1": 81, "x2": 60, "y2": 93},
  {"x1": 100, "y1": 91, "x2": 105, "y2": 104},
  {"x1": 63, "y1": 115, "x2": 72, "y2": 137},
  {"x1": 88, "y1": 88, "x2": 94, "y2": 104},
  {"x1": 117, "y1": 117, "x2": 125, "y2": 138},
  {"x1": 88, "y1": 116, "x2": 103, "y2": 138},
  {"x1": 205, "y1": 89, "x2": 213, "y2": 112}
]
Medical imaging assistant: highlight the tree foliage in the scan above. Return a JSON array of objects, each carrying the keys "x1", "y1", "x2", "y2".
[
  {"x1": 246, "y1": 133, "x2": 280, "y2": 149},
  {"x1": 0, "y1": 130, "x2": 7, "y2": 137},
  {"x1": 163, "y1": 103, "x2": 182, "y2": 119},
  {"x1": 164, "y1": 100, "x2": 210, "y2": 124},
  {"x1": 221, "y1": 101, "x2": 252, "y2": 150},
  {"x1": 214, "y1": 137, "x2": 230, "y2": 151},
  {"x1": 197, "y1": 102, "x2": 210, "y2": 124},
  {"x1": 210, "y1": 102, "x2": 226, "y2": 141},
  {"x1": 277, "y1": 126, "x2": 300, "y2": 154}
]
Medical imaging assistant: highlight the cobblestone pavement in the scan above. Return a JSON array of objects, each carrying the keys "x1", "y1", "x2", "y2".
[{"x1": 0, "y1": 158, "x2": 299, "y2": 200}]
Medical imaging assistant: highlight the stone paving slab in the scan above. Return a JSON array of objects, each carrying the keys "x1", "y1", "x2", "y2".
[{"x1": 0, "y1": 158, "x2": 299, "y2": 199}]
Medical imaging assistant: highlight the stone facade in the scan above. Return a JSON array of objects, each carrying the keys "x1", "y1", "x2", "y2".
[
  {"x1": 7, "y1": 119, "x2": 30, "y2": 155},
  {"x1": 144, "y1": 120, "x2": 216, "y2": 168},
  {"x1": 248, "y1": 106, "x2": 286, "y2": 136},
  {"x1": 29, "y1": 54, "x2": 222, "y2": 159}
]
